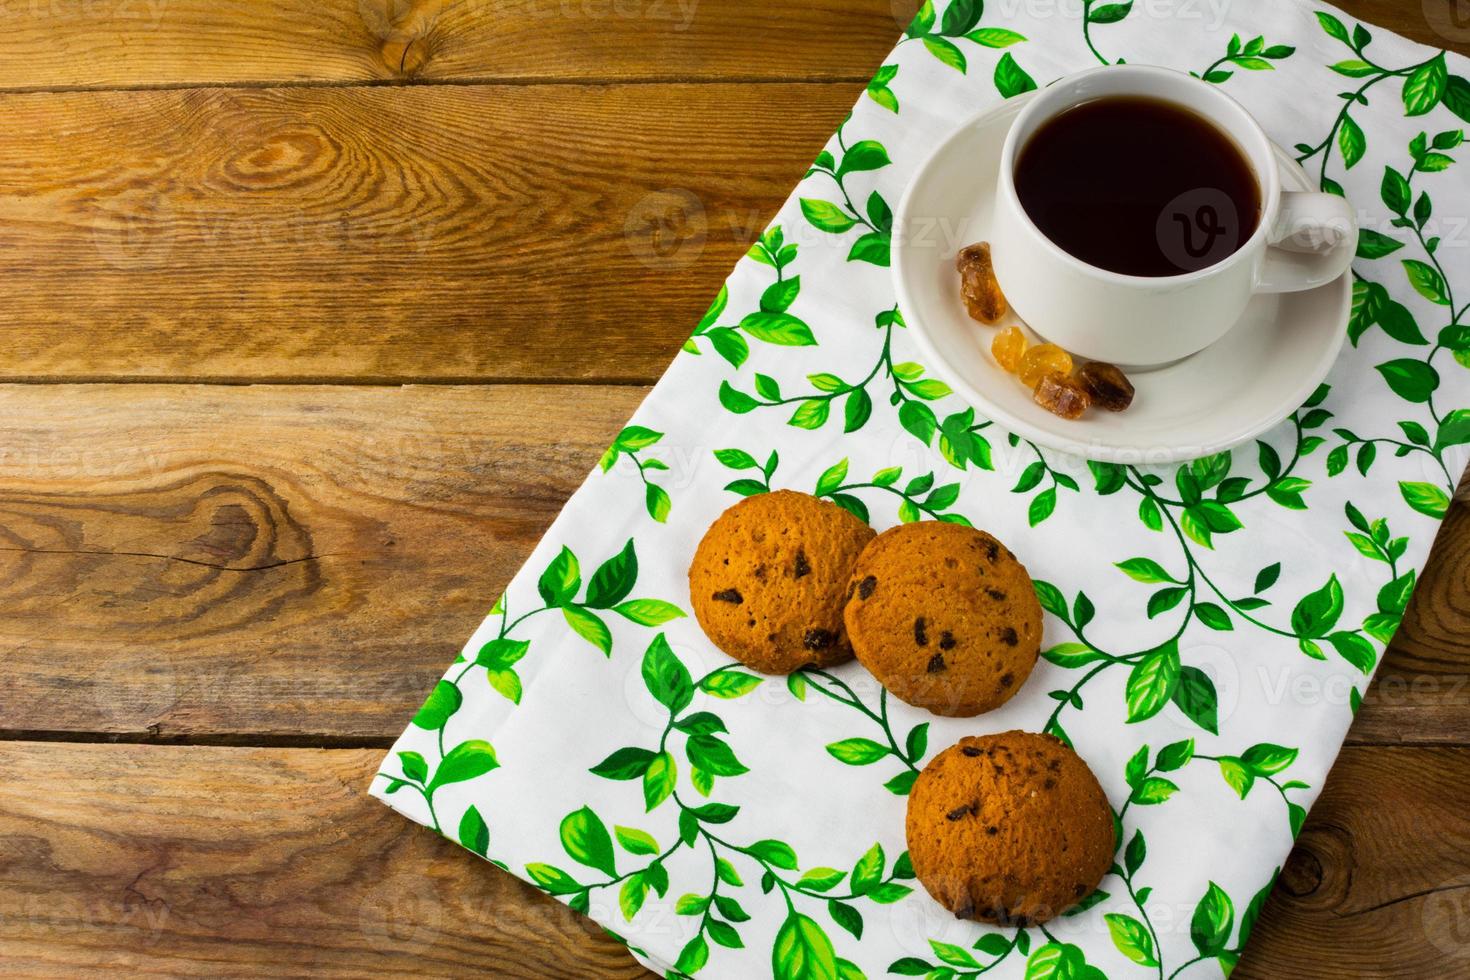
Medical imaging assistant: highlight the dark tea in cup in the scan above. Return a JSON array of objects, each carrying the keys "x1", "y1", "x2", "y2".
[{"x1": 1014, "y1": 96, "x2": 1262, "y2": 277}]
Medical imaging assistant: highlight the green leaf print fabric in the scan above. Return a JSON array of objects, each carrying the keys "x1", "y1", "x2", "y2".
[{"x1": 373, "y1": 2, "x2": 1470, "y2": 976}]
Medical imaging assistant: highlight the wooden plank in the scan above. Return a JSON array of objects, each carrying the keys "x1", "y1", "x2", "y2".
[
  {"x1": 2, "y1": 17, "x2": 1465, "y2": 387},
  {"x1": 0, "y1": 383, "x2": 644, "y2": 738},
  {"x1": 1370, "y1": 0, "x2": 1470, "y2": 51},
  {"x1": 0, "y1": 741, "x2": 647, "y2": 976},
  {"x1": 0, "y1": 83, "x2": 852, "y2": 384},
  {"x1": 0, "y1": 382, "x2": 1464, "y2": 743},
  {"x1": 0, "y1": 0, "x2": 901, "y2": 90},
  {"x1": 0, "y1": 1, "x2": 1458, "y2": 92},
  {"x1": 1347, "y1": 501, "x2": 1470, "y2": 746},
  {"x1": 1, "y1": 741, "x2": 1463, "y2": 977},
  {"x1": 1236, "y1": 745, "x2": 1470, "y2": 979}
]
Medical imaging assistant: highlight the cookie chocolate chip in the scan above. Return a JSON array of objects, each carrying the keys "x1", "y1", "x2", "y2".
[
  {"x1": 907, "y1": 732, "x2": 1114, "y2": 926},
  {"x1": 803, "y1": 628, "x2": 836, "y2": 650},
  {"x1": 843, "y1": 522, "x2": 1042, "y2": 717},
  {"x1": 689, "y1": 491, "x2": 875, "y2": 675}
]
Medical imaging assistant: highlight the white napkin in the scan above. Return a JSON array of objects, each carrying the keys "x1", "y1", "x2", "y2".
[{"x1": 374, "y1": 2, "x2": 1470, "y2": 976}]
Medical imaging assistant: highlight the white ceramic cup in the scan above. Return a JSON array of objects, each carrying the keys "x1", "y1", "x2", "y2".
[{"x1": 990, "y1": 65, "x2": 1358, "y2": 368}]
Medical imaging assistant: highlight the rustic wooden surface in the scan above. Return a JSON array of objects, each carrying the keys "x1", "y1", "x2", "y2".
[{"x1": 0, "y1": 1, "x2": 1466, "y2": 976}]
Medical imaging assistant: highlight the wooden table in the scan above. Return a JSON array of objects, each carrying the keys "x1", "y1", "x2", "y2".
[{"x1": 0, "y1": 1, "x2": 1465, "y2": 975}]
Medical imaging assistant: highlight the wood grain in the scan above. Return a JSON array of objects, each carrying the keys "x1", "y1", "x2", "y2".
[
  {"x1": 1, "y1": 8, "x2": 1464, "y2": 386},
  {"x1": 0, "y1": 0, "x2": 901, "y2": 89},
  {"x1": 0, "y1": 383, "x2": 643, "y2": 739},
  {"x1": 1, "y1": 741, "x2": 1464, "y2": 978},
  {"x1": 1236, "y1": 746, "x2": 1470, "y2": 979},
  {"x1": 0, "y1": 0, "x2": 1459, "y2": 92},
  {"x1": 0, "y1": 83, "x2": 851, "y2": 384},
  {"x1": 0, "y1": 382, "x2": 1463, "y2": 743},
  {"x1": 1347, "y1": 501, "x2": 1470, "y2": 746},
  {"x1": 0, "y1": 741, "x2": 646, "y2": 976}
]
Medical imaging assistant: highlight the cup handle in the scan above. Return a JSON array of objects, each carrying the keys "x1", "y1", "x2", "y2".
[{"x1": 1256, "y1": 191, "x2": 1358, "y2": 294}]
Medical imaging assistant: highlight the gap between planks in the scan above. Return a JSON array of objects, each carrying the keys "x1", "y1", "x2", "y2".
[
  {"x1": 0, "y1": 729, "x2": 396, "y2": 750},
  {"x1": 0, "y1": 376, "x2": 661, "y2": 388},
  {"x1": 0, "y1": 74, "x2": 878, "y2": 97},
  {"x1": 5, "y1": 728, "x2": 1462, "y2": 750}
]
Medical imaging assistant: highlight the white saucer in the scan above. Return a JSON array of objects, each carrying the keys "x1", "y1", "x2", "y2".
[{"x1": 892, "y1": 93, "x2": 1351, "y2": 465}]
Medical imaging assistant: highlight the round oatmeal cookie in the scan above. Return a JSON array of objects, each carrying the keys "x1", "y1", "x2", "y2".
[
  {"x1": 906, "y1": 732, "x2": 1114, "y2": 925},
  {"x1": 843, "y1": 521, "x2": 1041, "y2": 716},
  {"x1": 689, "y1": 490, "x2": 875, "y2": 674}
]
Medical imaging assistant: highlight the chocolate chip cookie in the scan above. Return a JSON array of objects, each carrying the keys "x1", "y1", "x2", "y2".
[
  {"x1": 843, "y1": 521, "x2": 1041, "y2": 716},
  {"x1": 906, "y1": 732, "x2": 1114, "y2": 925},
  {"x1": 689, "y1": 490, "x2": 875, "y2": 674}
]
